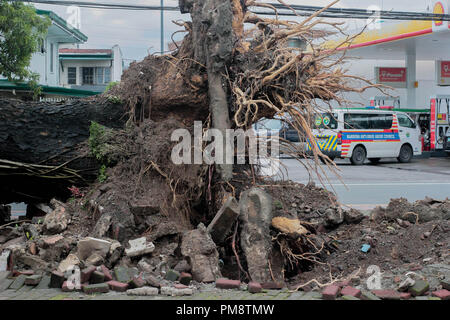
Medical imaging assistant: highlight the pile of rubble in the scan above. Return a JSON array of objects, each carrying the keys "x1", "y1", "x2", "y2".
[{"x1": 0, "y1": 185, "x2": 449, "y2": 299}]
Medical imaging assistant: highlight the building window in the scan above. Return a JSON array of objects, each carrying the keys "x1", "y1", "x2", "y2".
[
  {"x1": 50, "y1": 43, "x2": 54, "y2": 73},
  {"x1": 68, "y1": 67, "x2": 77, "y2": 85},
  {"x1": 38, "y1": 38, "x2": 45, "y2": 54},
  {"x1": 82, "y1": 67, "x2": 111, "y2": 85},
  {"x1": 82, "y1": 67, "x2": 94, "y2": 85}
]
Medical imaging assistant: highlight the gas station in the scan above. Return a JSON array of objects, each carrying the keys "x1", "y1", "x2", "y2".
[{"x1": 325, "y1": 0, "x2": 450, "y2": 154}]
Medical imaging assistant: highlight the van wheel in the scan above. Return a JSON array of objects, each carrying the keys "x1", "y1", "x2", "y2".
[
  {"x1": 369, "y1": 158, "x2": 380, "y2": 164},
  {"x1": 398, "y1": 144, "x2": 413, "y2": 163},
  {"x1": 350, "y1": 146, "x2": 366, "y2": 165}
]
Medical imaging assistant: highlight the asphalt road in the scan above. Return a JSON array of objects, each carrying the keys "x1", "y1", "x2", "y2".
[{"x1": 275, "y1": 157, "x2": 450, "y2": 211}]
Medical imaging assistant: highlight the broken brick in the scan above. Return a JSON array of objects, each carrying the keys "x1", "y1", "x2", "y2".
[
  {"x1": 179, "y1": 272, "x2": 192, "y2": 286},
  {"x1": 322, "y1": 285, "x2": 340, "y2": 300},
  {"x1": 49, "y1": 271, "x2": 65, "y2": 289},
  {"x1": 216, "y1": 278, "x2": 241, "y2": 289},
  {"x1": 340, "y1": 286, "x2": 361, "y2": 298},
  {"x1": 81, "y1": 266, "x2": 97, "y2": 283},
  {"x1": 100, "y1": 265, "x2": 113, "y2": 281},
  {"x1": 248, "y1": 282, "x2": 262, "y2": 294},
  {"x1": 83, "y1": 283, "x2": 109, "y2": 294},
  {"x1": 372, "y1": 290, "x2": 403, "y2": 300},
  {"x1": 432, "y1": 289, "x2": 450, "y2": 300},
  {"x1": 107, "y1": 280, "x2": 129, "y2": 292}
]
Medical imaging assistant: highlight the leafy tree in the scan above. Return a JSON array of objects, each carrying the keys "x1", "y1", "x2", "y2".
[{"x1": 0, "y1": 1, "x2": 50, "y2": 96}]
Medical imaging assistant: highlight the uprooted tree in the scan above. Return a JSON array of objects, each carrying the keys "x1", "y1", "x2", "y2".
[{"x1": 0, "y1": 1, "x2": 382, "y2": 284}]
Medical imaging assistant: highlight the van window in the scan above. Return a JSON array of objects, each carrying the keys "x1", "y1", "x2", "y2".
[
  {"x1": 344, "y1": 113, "x2": 393, "y2": 130},
  {"x1": 313, "y1": 113, "x2": 338, "y2": 129},
  {"x1": 397, "y1": 114, "x2": 415, "y2": 128}
]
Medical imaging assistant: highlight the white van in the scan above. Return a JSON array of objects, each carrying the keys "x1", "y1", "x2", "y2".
[{"x1": 307, "y1": 108, "x2": 422, "y2": 165}]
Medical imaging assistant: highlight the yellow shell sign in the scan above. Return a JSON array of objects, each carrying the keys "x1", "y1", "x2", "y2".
[{"x1": 434, "y1": 1, "x2": 445, "y2": 27}]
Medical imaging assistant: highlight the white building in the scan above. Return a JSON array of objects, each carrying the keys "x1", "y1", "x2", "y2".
[
  {"x1": 59, "y1": 45, "x2": 124, "y2": 92},
  {"x1": 0, "y1": 9, "x2": 94, "y2": 100}
]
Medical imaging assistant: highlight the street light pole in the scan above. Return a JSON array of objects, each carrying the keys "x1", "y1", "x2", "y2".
[{"x1": 161, "y1": 0, "x2": 164, "y2": 55}]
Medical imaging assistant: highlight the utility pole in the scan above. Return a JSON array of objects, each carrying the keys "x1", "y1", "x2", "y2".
[{"x1": 161, "y1": 0, "x2": 164, "y2": 55}]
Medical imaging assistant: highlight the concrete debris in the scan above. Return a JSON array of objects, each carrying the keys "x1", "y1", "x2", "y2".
[
  {"x1": 160, "y1": 286, "x2": 193, "y2": 296},
  {"x1": 77, "y1": 237, "x2": 112, "y2": 261},
  {"x1": 57, "y1": 254, "x2": 80, "y2": 273},
  {"x1": 181, "y1": 223, "x2": 221, "y2": 283},
  {"x1": 239, "y1": 188, "x2": 273, "y2": 284},
  {"x1": 127, "y1": 286, "x2": 159, "y2": 296},
  {"x1": 125, "y1": 237, "x2": 155, "y2": 257},
  {"x1": 43, "y1": 200, "x2": 69, "y2": 234},
  {"x1": 0, "y1": 250, "x2": 10, "y2": 272},
  {"x1": 207, "y1": 196, "x2": 240, "y2": 244}
]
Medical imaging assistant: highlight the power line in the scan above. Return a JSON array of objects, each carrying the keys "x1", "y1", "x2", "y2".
[{"x1": 12, "y1": 0, "x2": 450, "y2": 21}]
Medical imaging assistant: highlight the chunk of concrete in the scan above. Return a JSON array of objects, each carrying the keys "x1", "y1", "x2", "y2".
[
  {"x1": 57, "y1": 254, "x2": 80, "y2": 273},
  {"x1": 239, "y1": 188, "x2": 273, "y2": 284},
  {"x1": 77, "y1": 237, "x2": 111, "y2": 261},
  {"x1": 207, "y1": 196, "x2": 240, "y2": 244},
  {"x1": 181, "y1": 223, "x2": 221, "y2": 283},
  {"x1": 125, "y1": 237, "x2": 155, "y2": 257},
  {"x1": 0, "y1": 250, "x2": 10, "y2": 272},
  {"x1": 43, "y1": 200, "x2": 69, "y2": 234},
  {"x1": 127, "y1": 286, "x2": 159, "y2": 296}
]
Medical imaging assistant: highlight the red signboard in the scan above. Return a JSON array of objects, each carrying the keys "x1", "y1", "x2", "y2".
[
  {"x1": 441, "y1": 61, "x2": 450, "y2": 78},
  {"x1": 378, "y1": 67, "x2": 407, "y2": 83}
]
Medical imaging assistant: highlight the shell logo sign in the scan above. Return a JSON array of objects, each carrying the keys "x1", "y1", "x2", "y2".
[
  {"x1": 434, "y1": 1, "x2": 445, "y2": 26},
  {"x1": 432, "y1": 0, "x2": 449, "y2": 31}
]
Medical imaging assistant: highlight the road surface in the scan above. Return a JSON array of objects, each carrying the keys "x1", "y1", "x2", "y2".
[{"x1": 276, "y1": 157, "x2": 450, "y2": 211}]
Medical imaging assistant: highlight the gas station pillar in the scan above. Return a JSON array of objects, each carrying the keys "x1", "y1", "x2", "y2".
[{"x1": 406, "y1": 50, "x2": 417, "y2": 108}]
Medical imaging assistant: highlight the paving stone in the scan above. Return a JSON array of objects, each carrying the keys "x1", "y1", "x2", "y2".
[
  {"x1": 25, "y1": 275, "x2": 42, "y2": 286},
  {"x1": 409, "y1": 280, "x2": 430, "y2": 297},
  {"x1": 36, "y1": 275, "x2": 51, "y2": 289},
  {"x1": 361, "y1": 290, "x2": 381, "y2": 300},
  {"x1": 299, "y1": 291, "x2": 322, "y2": 300},
  {"x1": 287, "y1": 292, "x2": 305, "y2": 300},
  {"x1": 261, "y1": 282, "x2": 284, "y2": 290},
  {"x1": 342, "y1": 295, "x2": 360, "y2": 300},
  {"x1": 83, "y1": 283, "x2": 109, "y2": 294},
  {"x1": 0, "y1": 278, "x2": 14, "y2": 291},
  {"x1": 8, "y1": 275, "x2": 27, "y2": 290}
]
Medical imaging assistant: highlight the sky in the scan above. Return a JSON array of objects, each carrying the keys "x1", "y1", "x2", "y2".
[{"x1": 33, "y1": 0, "x2": 433, "y2": 63}]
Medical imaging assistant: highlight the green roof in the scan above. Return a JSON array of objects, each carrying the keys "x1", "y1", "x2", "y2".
[
  {"x1": 36, "y1": 9, "x2": 88, "y2": 42},
  {"x1": 0, "y1": 79, "x2": 101, "y2": 97}
]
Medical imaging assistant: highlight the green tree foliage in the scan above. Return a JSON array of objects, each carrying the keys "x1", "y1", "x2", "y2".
[{"x1": 0, "y1": 1, "x2": 50, "y2": 87}]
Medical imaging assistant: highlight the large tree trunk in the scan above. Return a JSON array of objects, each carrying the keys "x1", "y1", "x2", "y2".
[{"x1": 0, "y1": 98, "x2": 125, "y2": 204}]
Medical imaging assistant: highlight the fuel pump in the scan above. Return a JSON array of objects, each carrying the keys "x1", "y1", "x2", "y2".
[{"x1": 430, "y1": 95, "x2": 450, "y2": 151}]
